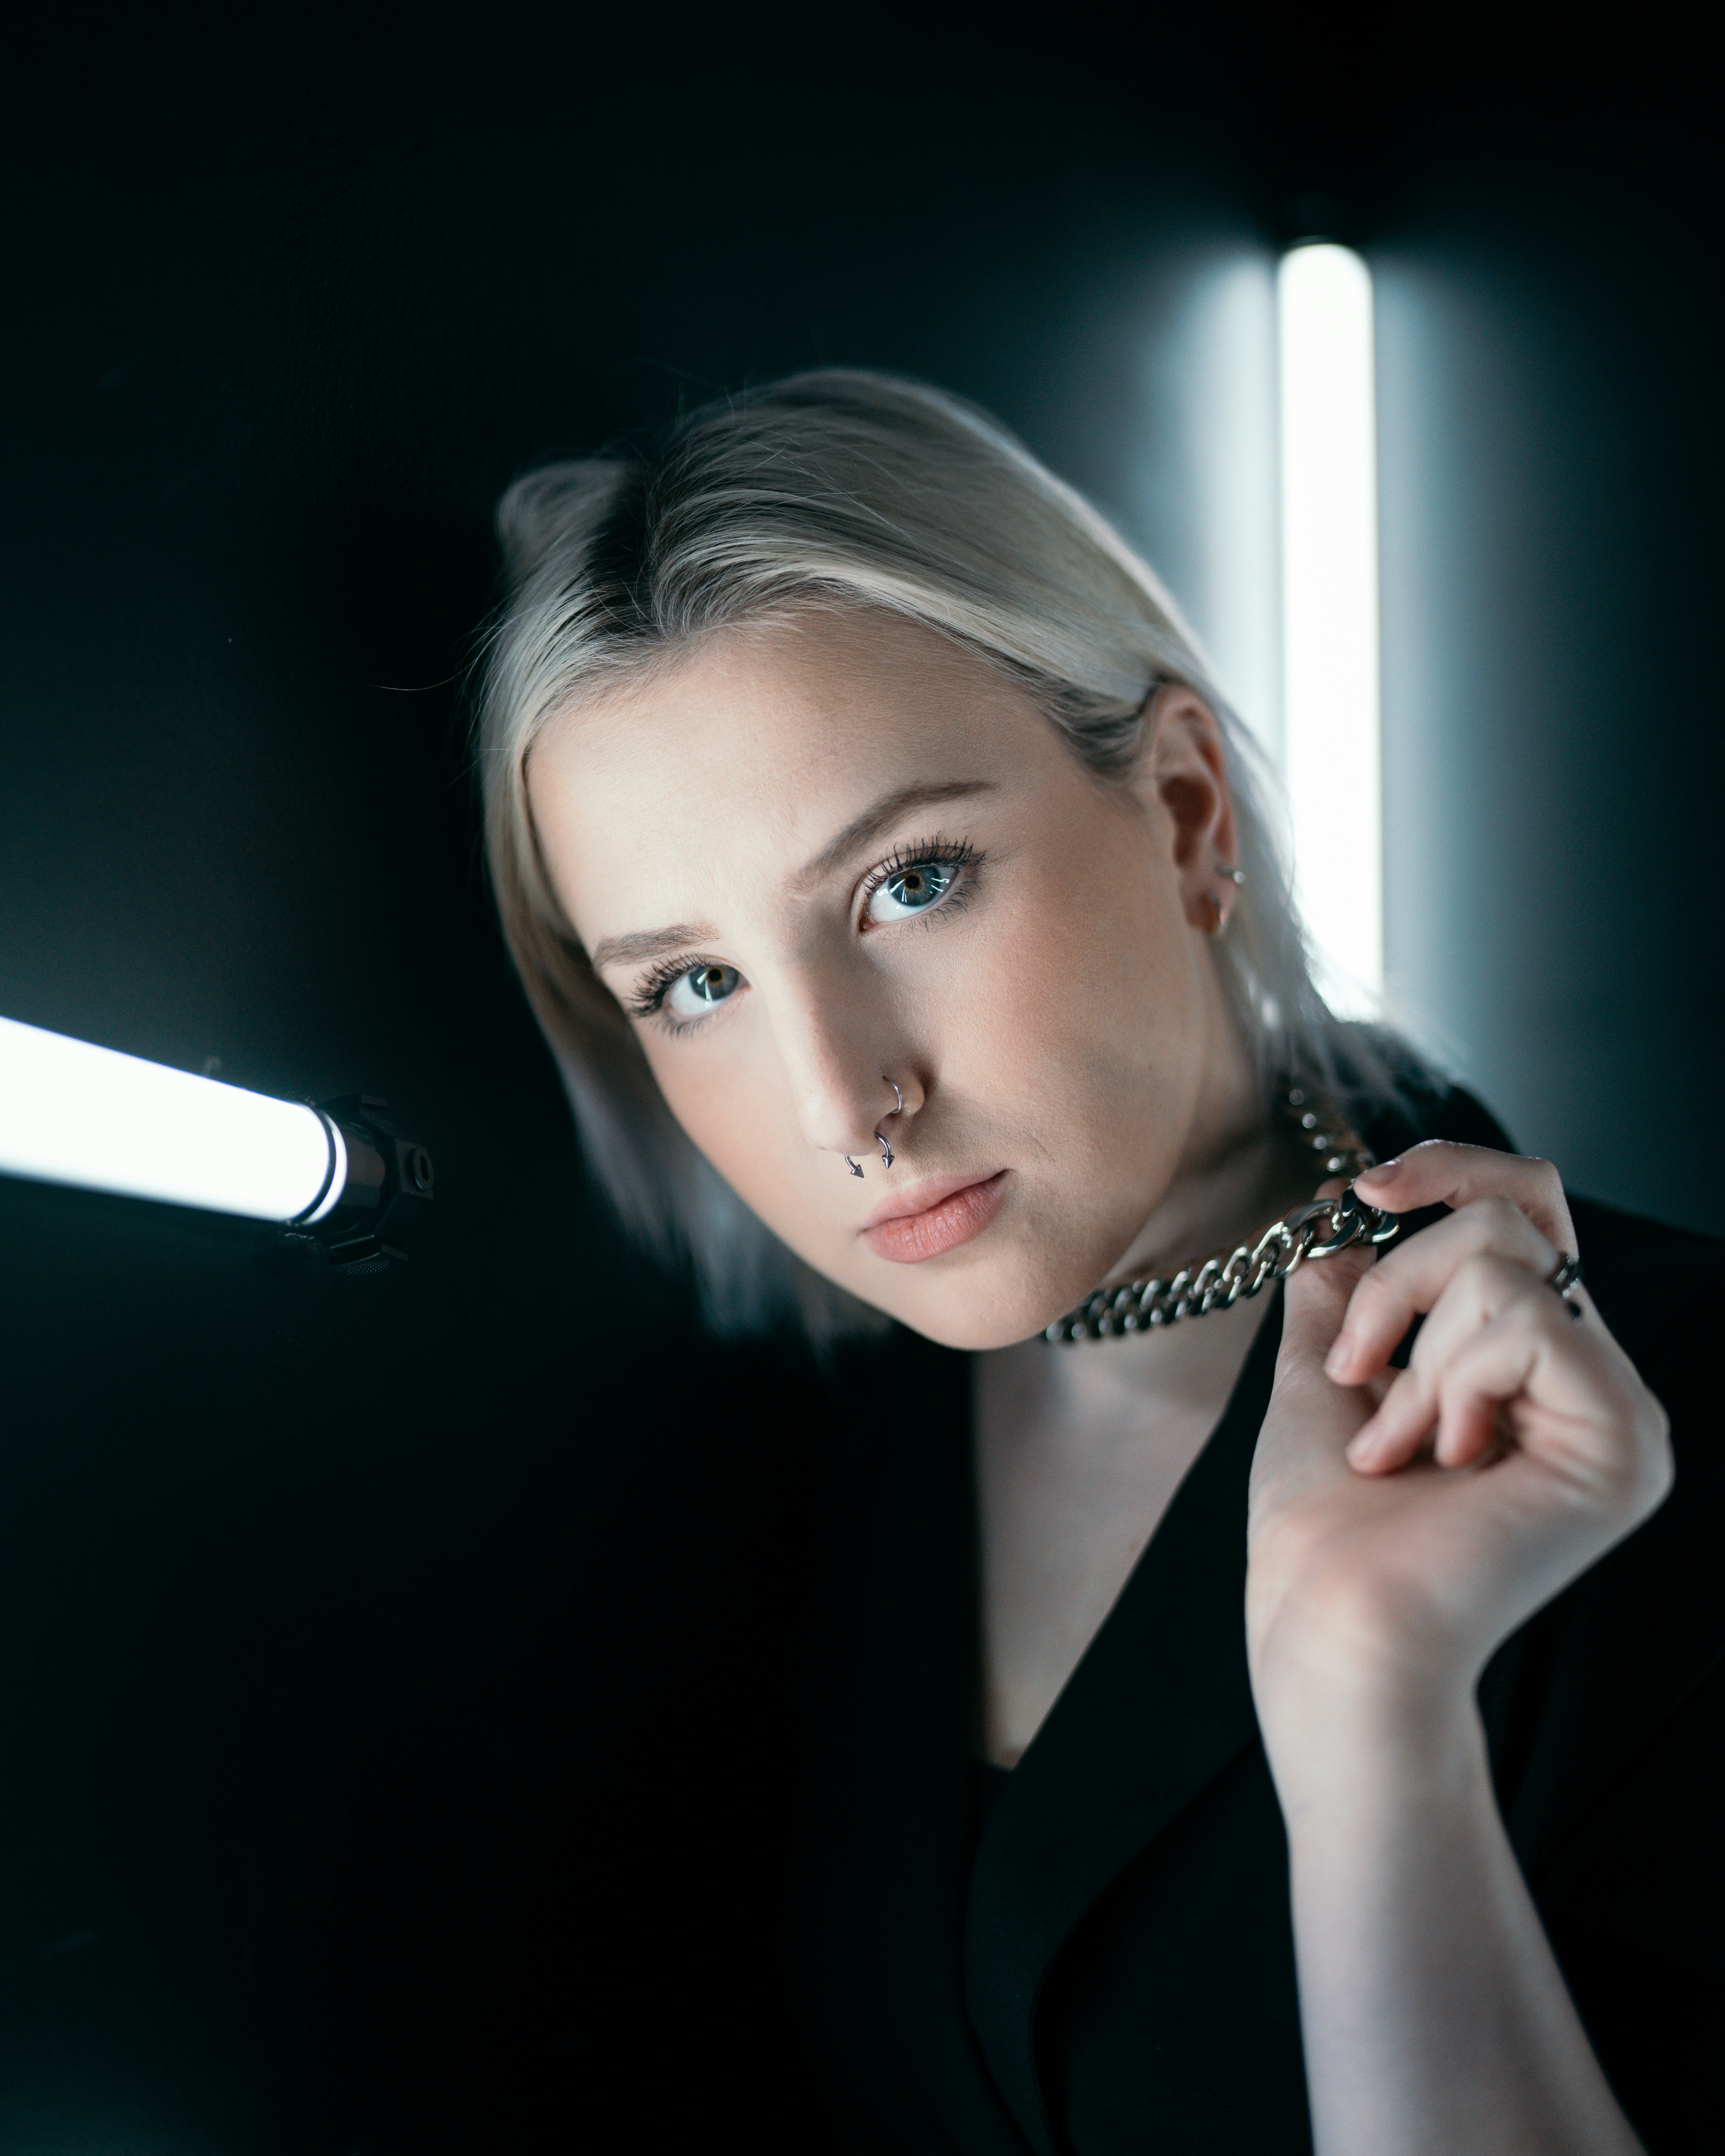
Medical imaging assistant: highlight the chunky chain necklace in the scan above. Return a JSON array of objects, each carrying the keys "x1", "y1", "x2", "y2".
[{"x1": 1045, "y1": 1087, "x2": 1403, "y2": 1345}]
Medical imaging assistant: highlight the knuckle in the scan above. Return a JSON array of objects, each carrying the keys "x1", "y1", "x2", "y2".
[
  {"x1": 1469, "y1": 1194, "x2": 1527, "y2": 1238},
  {"x1": 1636, "y1": 1397, "x2": 1675, "y2": 1489},
  {"x1": 1347, "y1": 1262, "x2": 1401, "y2": 1315},
  {"x1": 1454, "y1": 1248, "x2": 1517, "y2": 1299},
  {"x1": 1611, "y1": 1427, "x2": 1673, "y2": 1516}
]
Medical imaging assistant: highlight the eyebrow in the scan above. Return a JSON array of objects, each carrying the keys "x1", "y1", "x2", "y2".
[
  {"x1": 589, "y1": 922, "x2": 719, "y2": 973},
  {"x1": 787, "y1": 779, "x2": 997, "y2": 894},
  {"x1": 588, "y1": 778, "x2": 997, "y2": 977}
]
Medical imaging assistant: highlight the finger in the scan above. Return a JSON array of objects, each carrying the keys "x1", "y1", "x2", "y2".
[
  {"x1": 1348, "y1": 1252, "x2": 1552, "y2": 1470},
  {"x1": 1355, "y1": 1299, "x2": 1672, "y2": 1629},
  {"x1": 1422, "y1": 1294, "x2": 1667, "y2": 1509},
  {"x1": 1324, "y1": 1196, "x2": 1558, "y2": 1384},
  {"x1": 1279, "y1": 1241, "x2": 1377, "y2": 1367},
  {"x1": 1347, "y1": 1252, "x2": 1620, "y2": 1474},
  {"x1": 1271, "y1": 1191, "x2": 1383, "y2": 1480},
  {"x1": 1353, "y1": 1141, "x2": 1577, "y2": 1258},
  {"x1": 1261, "y1": 1243, "x2": 1384, "y2": 1504},
  {"x1": 1276, "y1": 1179, "x2": 1374, "y2": 1369}
]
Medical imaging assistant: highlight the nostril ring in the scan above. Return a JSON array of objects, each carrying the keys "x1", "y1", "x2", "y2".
[{"x1": 876, "y1": 1076, "x2": 904, "y2": 1169}]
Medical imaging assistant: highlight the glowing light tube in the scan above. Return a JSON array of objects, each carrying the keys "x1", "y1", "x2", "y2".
[
  {"x1": 1278, "y1": 241, "x2": 1383, "y2": 1015},
  {"x1": 0, "y1": 1014, "x2": 341, "y2": 1223}
]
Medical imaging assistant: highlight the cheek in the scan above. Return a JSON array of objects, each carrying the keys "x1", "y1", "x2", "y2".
[
  {"x1": 955, "y1": 838, "x2": 1195, "y2": 1098},
  {"x1": 639, "y1": 1028, "x2": 817, "y2": 1226},
  {"x1": 643, "y1": 1039, "x2": 747, "y2": 1161}
]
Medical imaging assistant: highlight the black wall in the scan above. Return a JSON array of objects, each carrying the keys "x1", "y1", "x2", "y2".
[{"x1": 0, "y1": 15, "x2": 1715, "y2": 2149}]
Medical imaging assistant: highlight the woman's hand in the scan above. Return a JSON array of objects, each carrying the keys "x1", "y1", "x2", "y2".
[
  {"x1": 1246, "y1": 1141, "x2": 1671, "y2": 1783},
  {"x1": 1247, "y1": 1144, "x2": 1666, "y2": 2155}
]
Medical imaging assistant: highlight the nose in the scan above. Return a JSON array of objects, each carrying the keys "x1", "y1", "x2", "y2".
[{"x1": 771, "y1": 987, "x2": 925, "y2": 1171}]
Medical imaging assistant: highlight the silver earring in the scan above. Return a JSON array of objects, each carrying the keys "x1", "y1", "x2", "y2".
[
  {"x1": 846, "y1": 1156, "x2": 864, "y2": 1178},
  {"x1": 1218, "y1": 862, "x2": 1246, "y2": 886},
  {"x1": 876, "y1": 1078, "x2": 904, "y2": 1169}
]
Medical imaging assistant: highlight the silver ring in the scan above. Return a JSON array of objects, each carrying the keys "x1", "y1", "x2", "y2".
[
  {"x1": 875, "y1": 1078, "x2": 903, "y2": 1169},
  {"x1": 1547, "y1": 1254, "x2": 1585, "y2": 1319}
]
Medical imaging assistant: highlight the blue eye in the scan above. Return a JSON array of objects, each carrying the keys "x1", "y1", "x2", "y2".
[
  {"x1": 665, "y1": 961, "x2": 743, "y2": 1019},
  {"x1": 866, "y1": 859, "x2": 961, "y2": 924}
]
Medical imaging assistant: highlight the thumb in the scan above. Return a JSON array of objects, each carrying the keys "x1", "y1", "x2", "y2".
[
  {"x1": 1263, "y1": 1241, "x2": 1380, "y2": 1490},
  {"x1": 1278, "y1": 1235, "x2": 1377, "y2": 1371}
]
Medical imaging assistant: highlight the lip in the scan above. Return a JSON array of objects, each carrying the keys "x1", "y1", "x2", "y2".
[{"x1": 861, "y1": 1169, "x2": 1010, "y2": 1265}]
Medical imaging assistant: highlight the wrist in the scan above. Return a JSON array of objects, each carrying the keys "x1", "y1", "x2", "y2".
[{"x1": 1254, "y1": 1653, "x2": 1490, "y2": 1824}]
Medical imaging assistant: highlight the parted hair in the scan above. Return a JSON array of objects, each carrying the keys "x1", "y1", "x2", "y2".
[{"x1": 475, "y1": 369, "x2": 1409, "y2": 1337}]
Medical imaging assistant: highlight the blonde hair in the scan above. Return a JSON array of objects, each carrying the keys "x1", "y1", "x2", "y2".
[{"x1": 475, "y1": 369, "x2": 1408, "y2": 1337}]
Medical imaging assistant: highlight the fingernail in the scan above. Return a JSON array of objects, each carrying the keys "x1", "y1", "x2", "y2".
[
  {"x1": 1346, "y1": 1426, "x2": 1379, "y2": 1463},
  {"x1": 1324, "y1": 1338, "x2": 1352, "y2": 1378}
]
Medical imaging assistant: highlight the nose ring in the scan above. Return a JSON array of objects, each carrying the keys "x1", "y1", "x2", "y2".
[
  {"x1": 844, "y1": 1079, "x2": 905, "y2": 1177},
  {"x1": 876, "y1": 1078, "x2": 904, "y2": 1169}
]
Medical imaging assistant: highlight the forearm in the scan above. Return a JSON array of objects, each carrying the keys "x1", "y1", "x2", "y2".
[{"x1": 1280, "y1": 1697, "x2": 1642, "y2": 2156}]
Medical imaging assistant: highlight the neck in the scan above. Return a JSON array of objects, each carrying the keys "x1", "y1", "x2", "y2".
[
  {"x1": 1108, "y1": 1114, "x2": 1291, "y2": 1287},
  {"x1": 1003, "y1": 1076, "x2": 1304, "y2": 1420},
  {"x1": 1107, "y1": 989, "x2": 1317, "y2": 1296}
]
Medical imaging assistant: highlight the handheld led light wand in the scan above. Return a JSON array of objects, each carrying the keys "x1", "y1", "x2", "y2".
[{"x1": 0, "y1": 1015, "x2": 433, "y2": 1273}]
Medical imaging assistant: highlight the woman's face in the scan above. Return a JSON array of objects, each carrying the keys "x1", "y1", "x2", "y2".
[{"x1": 528, "y1": 609, "x2": 1254, "y2": 1351}]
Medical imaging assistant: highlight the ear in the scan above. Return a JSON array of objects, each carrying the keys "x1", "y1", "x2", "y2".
[{"x1": 1138, "y1": 686, "x2": 1240, "y2": 935}]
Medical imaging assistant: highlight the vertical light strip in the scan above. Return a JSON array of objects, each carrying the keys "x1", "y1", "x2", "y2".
[{"x1": 1278, "y1": 242, "x2": 1383, "y2": 1015}]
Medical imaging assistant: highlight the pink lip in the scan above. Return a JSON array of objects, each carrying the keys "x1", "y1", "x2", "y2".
[{"x1": 861, "y1": 1170, "x2": 1010, "y2": 1264}]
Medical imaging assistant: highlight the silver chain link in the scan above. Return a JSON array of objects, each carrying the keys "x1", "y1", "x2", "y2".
[{"x1": 1044, "y1": 1087, "x2": 1403, "y2": 1346}]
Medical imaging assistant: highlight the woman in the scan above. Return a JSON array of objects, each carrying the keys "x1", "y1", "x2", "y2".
[{"x1": 476, "y1": 373, "x2": 1721, "y2": 2152}]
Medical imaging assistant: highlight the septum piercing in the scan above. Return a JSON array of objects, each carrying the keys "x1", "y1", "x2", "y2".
[{"x1": 846, "y1": 1079, "x2": 905, "y2": 1177}]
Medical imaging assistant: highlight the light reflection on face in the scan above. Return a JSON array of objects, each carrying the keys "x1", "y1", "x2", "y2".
[{"x1": 528, "y1": 609, "x2": 1250, "y2": 1351}]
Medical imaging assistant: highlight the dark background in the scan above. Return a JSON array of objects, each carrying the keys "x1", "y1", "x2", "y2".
[{"x1": 0, "y1": 11, "x2": 1715, "y2": 2149}]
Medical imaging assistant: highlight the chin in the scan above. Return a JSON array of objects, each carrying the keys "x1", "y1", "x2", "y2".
[
  {"x1": 833, "y1": 1201, "x2": 1133, "y2": 1351},
  {"x1": 851, "y1": 1255, "x2": 1089, "y2": 1355},
  {"x1": 903, "y1": 1306, "x2": 1056, "y2": 1353}
]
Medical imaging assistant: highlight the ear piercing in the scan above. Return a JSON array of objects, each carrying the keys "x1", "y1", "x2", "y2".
[
  {"x1": 1210, "y1": 861, "x2": 1246, "y2": 936},
  {"x1": 845, "y1": 1078, "x2": 905, "y2": 1176}
]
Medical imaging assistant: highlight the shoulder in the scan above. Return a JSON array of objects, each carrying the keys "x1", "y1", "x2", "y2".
[
  {"x1": 1569, "y1": 1192, "x2": 1725, "y2": 1379},
  {"x1": 1359, "y1": 1072, "x2": 1515, "y2": 1161}
]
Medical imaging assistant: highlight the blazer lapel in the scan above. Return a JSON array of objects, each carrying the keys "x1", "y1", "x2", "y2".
[
  {"x1": 795, "y1": 1324, "x2": 1040, "y2": 2154},
  {"x1": 963, "y1": 1293, "x2": 1282, "y2": 2154}
]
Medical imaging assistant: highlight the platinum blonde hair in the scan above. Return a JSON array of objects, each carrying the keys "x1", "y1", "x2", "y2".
[{"x1": 475, "y1": 369, "x2": 1410, "y2": 1338}]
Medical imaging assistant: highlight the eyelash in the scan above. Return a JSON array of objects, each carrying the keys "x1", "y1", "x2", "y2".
[
  {"x1": 857, "y1": 833, "x2": 983, "y2": 924},
  {"x1": 625, "y1": 955, "x2": 708, "y2": 1025},
  {"x1": 624, "y1": 832, "x2": 984, "y2": 1031}
]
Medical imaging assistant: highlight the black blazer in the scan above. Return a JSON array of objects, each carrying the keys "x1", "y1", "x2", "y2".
[{"x1": 785, "y1": 1090, "x2": 1725, "y2": 2153}]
